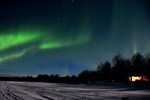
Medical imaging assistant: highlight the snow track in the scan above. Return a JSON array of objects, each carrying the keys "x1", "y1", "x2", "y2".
[{"x1": 0, "y1": 81, "x2": 150, "y2": 100}]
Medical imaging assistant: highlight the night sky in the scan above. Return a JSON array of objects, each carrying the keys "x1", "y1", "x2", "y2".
[{"x1": 0, "y1": 0, "x2": 150, "y2": 76}]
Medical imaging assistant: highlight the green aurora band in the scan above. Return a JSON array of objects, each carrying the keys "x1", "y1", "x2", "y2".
[
  {"x1": 0, "y1": 49, "x2": 28, "y2": 63},
  {"x1": 39, "y1": 33, "x2": 91, "y2": 49},
  {"x1": 0, "y1": 29, "x2": 91, "y2": 63},
  {"x1": 0, "y1": 30, "x2": 91, "y2": 51},
  {"x1": 0, "y1": 31, "x2": 42, "y2": 50}
]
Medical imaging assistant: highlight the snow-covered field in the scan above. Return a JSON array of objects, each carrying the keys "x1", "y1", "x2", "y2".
[{"x1": 0, "y1": 81, "x2": 150, "y2": 100}]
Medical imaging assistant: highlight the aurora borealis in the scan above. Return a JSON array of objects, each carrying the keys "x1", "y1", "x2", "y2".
[
  {"x1": 0, "y1": 31, "x2": 42, "y2": 50},
  {"x1": 0, "y1": 0, "x2": 150, "y2": 76}
]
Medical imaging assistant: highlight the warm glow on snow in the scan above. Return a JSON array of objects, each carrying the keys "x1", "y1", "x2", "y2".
[
  {"x1": 129, "y1": 76, "x2": 149, "y2": 82},
  {"x1": 132, "y1": 76, "x2": 142, "y2": 82}
]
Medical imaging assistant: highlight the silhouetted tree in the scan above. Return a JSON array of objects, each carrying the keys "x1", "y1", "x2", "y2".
[
  {"x1": 124, "y1": 58, "x2": 132, "y2": 77},
  {"x1": 131, "y1": 53, "x2": 144, "y2": 76},
  {"x1": 97, "y1": 63, "x2": 103, "y2": 80},
  {"x1": 112, "y1": 53, "x2": 127, "y2": 81},
  {"x1": 97, "y1": 61, "x2": 111, "y2": 81},
  {"x1": 78, "y1": 70, "x2": 92, "y2": 83}
]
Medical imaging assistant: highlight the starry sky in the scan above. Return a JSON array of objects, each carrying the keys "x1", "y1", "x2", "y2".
[{"x1": 0, "y1": 0, "x2": 150, "y2": 76}]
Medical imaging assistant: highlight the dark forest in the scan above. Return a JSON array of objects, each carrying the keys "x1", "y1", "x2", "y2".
[{"x1": 0, "y1": 53, "x2": 150, "y2": 83}]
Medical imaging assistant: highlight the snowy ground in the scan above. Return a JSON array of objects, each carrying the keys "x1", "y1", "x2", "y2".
[{"x1": 0, "y1": 81, "x2": 150, "y2": 100}]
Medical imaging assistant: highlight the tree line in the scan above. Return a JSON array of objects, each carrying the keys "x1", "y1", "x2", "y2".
[
  {"x1": 78, "y1": 52, "x2": 150, "y2": 82},
  {"x1": 0, "y1": 53, "x2": 150, "y2": 83}
]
